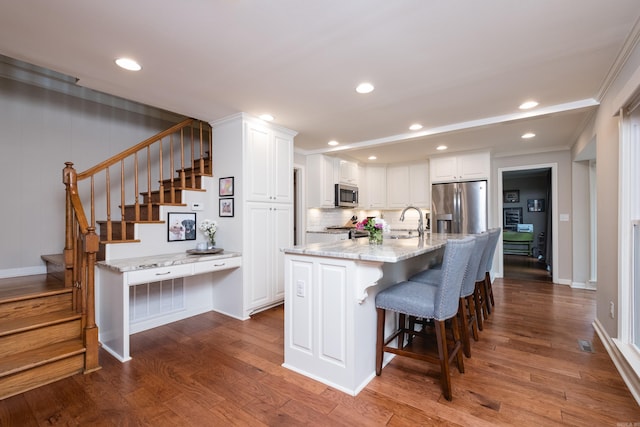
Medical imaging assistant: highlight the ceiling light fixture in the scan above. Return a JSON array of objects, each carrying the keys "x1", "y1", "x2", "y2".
[
  {"x1": 519, "y1": 101, "x2": 538, "y2": 109},
  {"x1": 356, "y1": 82, "x2": 374, "y2": 94},
  {"x1": 368, "y1": 155, "x2": 377, "y2": 160},
  {"x1": 521, "y1": 132, "x2": 536, "y2": 139},
  {"x1": 328, "y1": 140, "x2": 339, "y2": 146},
  {"x1": 409, "y1": 124, "x2": 423, "y2": 131},
  {"x1": 259, "y1": 114, "x2": 274, "y2": 121},
  {"x1": 115, "y1": 57, "x2": 142, "y2": 71},
  {"x1": 436, "y1": 145, "x2": 448, "y2": 151}
]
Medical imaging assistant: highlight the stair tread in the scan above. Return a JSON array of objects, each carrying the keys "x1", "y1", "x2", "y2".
[
  {"x1": 0, "y1": 275, "x2": 70, "y2": 305},
  {"x1": 0, "y1": 339, "x2": 85, "y2": 378},
  {"x1": 0, "y1": 309, "x2": 81, "y2": 337}
]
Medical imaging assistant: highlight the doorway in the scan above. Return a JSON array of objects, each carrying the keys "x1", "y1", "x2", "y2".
[{"x1": 498, "y1": 165, "x2": 558, "y2": 283}]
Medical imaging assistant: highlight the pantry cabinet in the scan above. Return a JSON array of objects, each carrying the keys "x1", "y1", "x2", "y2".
[
  {"x1": 211, "y1": 113, "x2": 297, "y2": 318},
  {"x1": 430, "y1": 152, "x2": 490, "y2": 183}
]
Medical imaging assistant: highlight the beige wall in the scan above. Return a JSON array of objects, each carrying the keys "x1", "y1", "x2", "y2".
[
  {"x1": 0, "y1": 77, "x2": 174, "y2": 277},
  {"x1": 574, "y1": 38, "x2": 640, "y2": 337}
]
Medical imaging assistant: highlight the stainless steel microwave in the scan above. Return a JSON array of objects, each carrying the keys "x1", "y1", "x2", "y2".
[{"x1": 335, "y1": 183, "x2": 359, "y2": 208}]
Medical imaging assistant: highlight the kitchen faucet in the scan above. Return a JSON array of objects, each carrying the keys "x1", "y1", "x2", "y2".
[{"x1": 400, "y1": 206, "x2": 424, "y2": 238}]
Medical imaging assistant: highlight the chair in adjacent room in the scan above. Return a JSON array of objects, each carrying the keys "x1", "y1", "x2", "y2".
[
  {"x1": 407, "y1": 232, "x2": 489, "y2": 358},
  {"x1": 375, "y1": 236, "x2": 475, "y2": 401}
]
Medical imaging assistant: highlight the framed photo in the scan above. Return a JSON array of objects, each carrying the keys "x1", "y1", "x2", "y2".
[
  {"x1": 503, "y1": 207, "x2": 523, "y2": 230},
  {"x1": 219, "y1": 177, "x2": 234, "y2": 197},
  {"x1": 219, "y1": 198, "x2": 234, "y2": 217},
  {"x1": 167, "y1": 212, "x2": 197, "y2": 241},
  {"x1": 503, "y1": 189, "x2": 520, "y2": 203},
  {"x1": 527, "y1": 199, "x2": 545, "y2": 212}
]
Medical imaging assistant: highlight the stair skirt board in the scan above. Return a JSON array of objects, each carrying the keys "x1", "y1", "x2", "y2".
[{"x1": 0, "y1": 353, "x2": 85, "y2": 400}]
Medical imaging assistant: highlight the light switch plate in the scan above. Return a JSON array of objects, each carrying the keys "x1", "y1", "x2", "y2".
[{"x1": 191, "y1": 202, "x2": 204, "y2": 211}]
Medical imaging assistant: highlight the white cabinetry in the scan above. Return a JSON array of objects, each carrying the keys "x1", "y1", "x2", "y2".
[
  {"x1": 364, "y1": 165, "x2": 387, "y2": 209},
  {"x1": 430, "y1": 152, "x2": 490, "y2": 183},
  {"x1": 212, "y1": 113, "x2": 297, "y2": 318},
  {"x1": 245, "y1": 202, "x2": 292, "y2": 310},
  {"x1": 246, "y1": 121, "x2": 293, "y2": 203},
  {"x1": 337, "y1": 159, "x2": 358, "y2": 185},
  {"x1": 306, "y1": 154, "x2": 336, "y2": 208},
  {"x1": 387, "y1": 162, "x2": 429, "y2": 208}
]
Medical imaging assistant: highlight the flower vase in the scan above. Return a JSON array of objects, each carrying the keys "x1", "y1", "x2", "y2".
[
  {"x1": 368, "y1": 230, "x2": 383, "y2": 245},
  {"x1": 208, "y1": 235, "x2": 216, "y2": 249}
]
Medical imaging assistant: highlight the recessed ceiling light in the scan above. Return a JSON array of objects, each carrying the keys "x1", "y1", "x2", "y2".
[
  {"x1": 409, "y1": 124, "x2": 423, "y2": 131},
  {"x1": 328, "y1": 140, "x2": 339, "y2": 146},
  {"x1": 521, "y1": 132, "x2": 536, "y2": 139},
  {"x1": 115, "y1": 57, "x2": 142, "y2": 71},
  {"x1": 368, "y1": 155, "x2": 377, "y2": 160},
  {"x1": 436, "y1": 145, "x2": 448, "y2": 151},
  {"x1": 519, "y1": 101, "x2": 538, "y2": 110},
  {"x1": 259, "y1": 114, "x2": 274, "y2": 121},
  {"x1": 356, "y1": 82, "x2": 374, "y2": 94}
]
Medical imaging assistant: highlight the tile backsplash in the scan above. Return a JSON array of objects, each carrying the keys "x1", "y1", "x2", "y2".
[{"x1": 306, "y1": 208, "x2": 428, "y2": 231}]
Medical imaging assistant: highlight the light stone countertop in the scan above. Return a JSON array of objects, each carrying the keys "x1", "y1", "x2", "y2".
[
  {"x1": 283, "y1": 233, "x2": 464, "y2": 263},
  {"x1": 97, "y1": 251, "x2": 242, "y2": 273}
]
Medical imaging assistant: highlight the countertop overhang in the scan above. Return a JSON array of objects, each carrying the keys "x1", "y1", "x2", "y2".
[
  {"x1": 283, "y1": 233, "x2": 465, "y2": 263},
  {"x1": 97, "y1": 251, "x2": 242, "y2": 273}
]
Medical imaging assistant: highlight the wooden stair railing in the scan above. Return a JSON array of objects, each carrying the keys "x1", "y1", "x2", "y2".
[{"x1": 62, "y1": 118, "x2": 212, "y2": 373}]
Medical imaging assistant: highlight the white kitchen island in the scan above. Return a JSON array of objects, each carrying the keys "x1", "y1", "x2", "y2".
[{"x1": 282, "y1": 234, "x2": 451, "y2": 395}]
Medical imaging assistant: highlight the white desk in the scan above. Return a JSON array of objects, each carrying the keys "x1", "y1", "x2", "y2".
[{"x1": 96, "y1": 251, "x2": 241, "y2": 362}]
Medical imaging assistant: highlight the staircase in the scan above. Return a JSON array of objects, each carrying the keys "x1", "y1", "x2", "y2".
[
  {"x1": 0, "y1": 274, "x2": 87, "y2": 400},
  {"x1": 0, "y1": 118, "x2": 213, "y2": 399}
]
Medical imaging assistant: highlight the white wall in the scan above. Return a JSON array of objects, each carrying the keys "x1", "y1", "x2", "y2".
[{"x1": 0, "y1": 77, "x2": 175, "y2": 277}]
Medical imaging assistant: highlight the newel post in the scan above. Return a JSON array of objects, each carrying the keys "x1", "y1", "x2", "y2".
[
  {"x1": 62, "y1": 162, "x2": 76, "y2": 288},
  {"x1": 83, "y1": 226, "x2": 101, "y2": 373}
]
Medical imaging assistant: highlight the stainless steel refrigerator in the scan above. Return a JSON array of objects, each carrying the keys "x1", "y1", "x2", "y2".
[{"x1": 432, "y1": 180, "x2": 487, "y2": 234}]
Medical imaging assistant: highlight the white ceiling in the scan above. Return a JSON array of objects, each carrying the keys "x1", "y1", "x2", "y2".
[{"x1": 1, "y1": 0, "x2": 639, "y2": 164}]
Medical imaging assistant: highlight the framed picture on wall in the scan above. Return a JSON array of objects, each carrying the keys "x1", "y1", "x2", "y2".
[
  {"x1": 219, "y1": 198, "x2": 234, "y2": 217},
  {"x1": 167, "y1": 212, "x2": 197, "y2": 241},
  {"x1": 219, "y1": 177, "x2": 234, "y2": 197},
  {"x1": 503, "y1": 189, "x2": 520, "y2": 203},
  {"x1": 527, "y1": 198, "x2": 545, "y2": 212}
]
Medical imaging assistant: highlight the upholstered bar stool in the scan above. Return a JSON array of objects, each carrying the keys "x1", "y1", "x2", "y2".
[
  {"x1": 408, "y1": 233, "x2": 488, "y2": 358},
  {"x1": 474, "y1": 227, "x2": 502, "y2": 327},
  {"x1": 375, "y1": 236, "x2": 475, "y2": 401},
  {"x1": 483, "y1": 227, "x2": 502, "y2": 309}
]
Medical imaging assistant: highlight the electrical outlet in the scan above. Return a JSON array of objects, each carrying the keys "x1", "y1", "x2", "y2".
[
  {"x1": 296, "y1": 280, "x2": 305, "y2": 298},
  {"x1": 610, "y1": 301, "x2": 615, "y2": 319}
]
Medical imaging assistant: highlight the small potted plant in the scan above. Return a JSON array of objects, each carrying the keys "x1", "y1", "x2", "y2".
[{"x1": 356, "y1": 217, "x2": 389, "y2": 245}]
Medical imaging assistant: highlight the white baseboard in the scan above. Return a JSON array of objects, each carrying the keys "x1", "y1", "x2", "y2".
[
  {"x1": 557, "y1": 278, "x2": 572, "y2": 286},
  {"x1": 0, "y1": 265, "x2": 46, "y2": 279},
  {"x1": 593, "y1": 318, "x2": 640, "y2": 405}
]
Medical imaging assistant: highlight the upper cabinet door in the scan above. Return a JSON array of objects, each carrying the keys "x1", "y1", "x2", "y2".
[
  {"x1": 272, "y1": 131, "x2": 293, "y2": 203},
  {"x1": 245, "y1": 122, "x2": 293, "y2": 203},
  {"x1": 245, "y1": 123, "x2": 272, "y2": 202},
  {"x1": 430, "y1": 152, "x2": 489, "y2": 183}
]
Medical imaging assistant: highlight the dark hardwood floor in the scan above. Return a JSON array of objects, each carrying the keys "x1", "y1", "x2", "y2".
[
  {"x1": 1, "y1": 278, "x2": 639, "y2": 426},
  {"x1": 503, "y1": 253, "x2": 552, "y2": 283}
]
